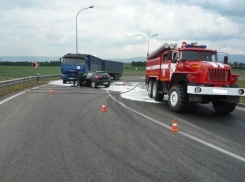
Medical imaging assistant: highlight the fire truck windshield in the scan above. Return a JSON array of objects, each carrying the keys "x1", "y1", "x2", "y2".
[
  {"x1": 180, "y1": 51, "x2": 216, "y2": 62},
  {"x1": 200, "y1": 51, "x2": 216, "y2": 62}
]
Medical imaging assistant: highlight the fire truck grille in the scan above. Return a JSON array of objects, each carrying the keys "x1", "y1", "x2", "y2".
[{"x1": 208, "y1": 68, "x2": 230, "y2": 82}]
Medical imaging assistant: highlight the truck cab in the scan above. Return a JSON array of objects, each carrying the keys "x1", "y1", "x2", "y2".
[{"x1": 60, "y1": 53, "x2": 88, "y2": 85}]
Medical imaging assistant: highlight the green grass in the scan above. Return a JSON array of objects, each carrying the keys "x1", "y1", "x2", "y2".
[
  {"x1": 0, "y1": 66, "x2": 60, "y2": 81},
  {"x1": 232, "y1": 69, "x2": 245, "y2": 77},
  {"x1": 123, "y1": 64, "x2": 145, "y2": 76}
]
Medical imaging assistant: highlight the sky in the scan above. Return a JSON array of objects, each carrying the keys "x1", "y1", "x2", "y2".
[{"x1": 0, "y1": 0, "x2": 245, "y2": 59}]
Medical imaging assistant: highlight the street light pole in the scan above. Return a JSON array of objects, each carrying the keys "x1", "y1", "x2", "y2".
[
  {"x1": 219, "y1": 46, "x2": 226, "y2": 52},
  {"x1": 76, "y1": 6, "x2": 94, "y2": 54},
  {"x1": 148, "y1": 34, "x2": 158, "y2": 56}
]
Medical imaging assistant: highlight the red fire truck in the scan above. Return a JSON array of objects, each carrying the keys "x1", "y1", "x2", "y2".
[{"x1": 146, "y1": 42, "x2": 245, "y2": 113}]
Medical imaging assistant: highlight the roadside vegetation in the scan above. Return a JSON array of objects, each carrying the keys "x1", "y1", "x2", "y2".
[{"x1": 0, "y1": 66, "x2": 60, "y2": 81}]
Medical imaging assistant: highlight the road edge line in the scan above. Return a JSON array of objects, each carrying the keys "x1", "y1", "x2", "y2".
[
  {"x1": 0, "y1": 86, "x2": 42, "y2": 105},
  {"x1": 107, "y1": 91, "x2": 245, "y2": 163}
]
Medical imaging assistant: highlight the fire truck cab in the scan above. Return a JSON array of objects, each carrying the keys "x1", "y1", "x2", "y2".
[{"x1": 146, "y1": 42, "x2": 245, "y2": 113}]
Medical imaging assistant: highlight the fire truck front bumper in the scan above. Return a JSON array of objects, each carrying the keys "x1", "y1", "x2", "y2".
[{"x1": 187, "y1": 85, "x2": 245, "y2": 96}]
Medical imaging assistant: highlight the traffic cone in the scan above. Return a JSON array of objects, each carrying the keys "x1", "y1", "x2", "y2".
[
  {"x1": 49, "y1": 89, "x2": 53, "y2": 94},
  {"x1": 170, "y1": 119, "x2": 179, "y2": 132},
  {"x1": 100, "y1": 102, "x2": 108, "y2": 112}
]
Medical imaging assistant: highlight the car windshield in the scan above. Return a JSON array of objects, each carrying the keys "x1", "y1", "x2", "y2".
[
  {"x1": 180, "y1": 51, "x2": 216, "y2": 62},
  {"x1": 63, "y1": 58, "x2": 86, "y2": 65},
  {"x1": 96, "y1": 72, "x2": 107, "y2": 76}
]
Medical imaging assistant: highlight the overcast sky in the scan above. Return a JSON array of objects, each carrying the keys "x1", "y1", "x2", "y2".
[{"x1": 0, "y1": 0, "x2": 245, "y2": 59}]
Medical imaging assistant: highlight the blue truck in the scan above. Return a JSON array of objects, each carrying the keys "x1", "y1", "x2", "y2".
[{"x1": 60, "y1": 53, "x2": 123, "y2": 85}]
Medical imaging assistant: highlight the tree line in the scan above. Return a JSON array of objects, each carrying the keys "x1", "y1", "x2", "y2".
[
  {"x1": 228, "y1": 62, "x2": 245, "y2": 69},
  {"x1": 0, "y1": 61, "x2": 61, "y2": 66},
  {"x1": 131, "y1": 61, "x2": 146, "y2": 66}
]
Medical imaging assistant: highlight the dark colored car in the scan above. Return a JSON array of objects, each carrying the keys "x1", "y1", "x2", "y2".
[{"x1": 80, "y1": 71, "x2": 111, "y2": 88}]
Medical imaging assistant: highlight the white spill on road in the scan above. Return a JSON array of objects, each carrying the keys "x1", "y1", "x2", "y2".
[
  {"x1": 102, "y1": 82, "x2": 160, "y2": 103},
  {"x1": 49, "y1": 80, "x2": 73, "y2": 86},
  {"x1": 49, "y1": 80, "x2": 161, "y2": 103}
]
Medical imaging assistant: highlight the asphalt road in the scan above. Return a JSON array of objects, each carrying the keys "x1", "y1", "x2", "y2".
[{"x1": 0, "y1": 76, "x2": 245, "y2": 182}]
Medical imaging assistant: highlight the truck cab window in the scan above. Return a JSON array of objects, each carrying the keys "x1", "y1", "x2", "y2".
[
  {"x1": 63, "y1": 58, "x2": 86, "y2": 65},
  {"x1": 200, "y1": 52, "x2": 216, "y2": 62},
  {"x1": 180, "y1": 51, "x2": 199, "y2": 60}
]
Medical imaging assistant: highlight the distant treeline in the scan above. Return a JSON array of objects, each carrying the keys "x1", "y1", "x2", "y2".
[
  {"x1": 131, "y1": 61, "x2": 146, "y2": 66},
  {"x1": 228, "y1": 62, "x2": 245, "y2": 69},
  {"x1": 0, "y1": 61, "x2": 61, "y2": 66}
]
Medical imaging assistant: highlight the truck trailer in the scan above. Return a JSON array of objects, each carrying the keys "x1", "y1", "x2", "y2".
[
  {"x1": 145, "y1": 42, "x2": 245, "y2": 114},
  {"x1": 60, "y1": 53, "x2": 123, "y2": 85}
]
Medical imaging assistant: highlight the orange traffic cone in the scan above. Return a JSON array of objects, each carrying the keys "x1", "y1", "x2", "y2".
[
  {"x1": 170, "y1": 119, "x2": 179, "y2": 132},
  {"x1": 49, "y1": 89, "x2": 53, "y2": 94},
  {"x1": 100, "y1": 102, "x2": 108, "y2": 112}
]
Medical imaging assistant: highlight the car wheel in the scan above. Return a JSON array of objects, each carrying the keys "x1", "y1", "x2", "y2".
[{"x1": 91, "y1": 82, "x2": 97, "y2": 88}]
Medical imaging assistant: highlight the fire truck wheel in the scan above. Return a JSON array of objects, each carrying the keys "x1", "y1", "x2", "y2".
[
  {"x1": 212, "y1": 101, "x2": 236, "y2": 114},
  {"x1": 148, "y1": 80, "x2": 153, "y2": 98},
  {"x1": 168, "y1": 84, "x2": 187, "y2": 112},
  {"x1": 152, "y1": 81, "x2": 163, "y2": 101}
]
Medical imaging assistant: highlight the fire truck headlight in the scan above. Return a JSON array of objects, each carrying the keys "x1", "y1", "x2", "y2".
[
  {"x1": 238, "y1": 89, "x2": 244, "y2": 95},
  {"x1": 195, "y1": 87, "x2": 202, "y2": 93}
]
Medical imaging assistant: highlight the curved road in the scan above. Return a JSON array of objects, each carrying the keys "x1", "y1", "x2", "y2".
[{"x1": 0, "y1": 77, "x2": 245, "y2": 182}]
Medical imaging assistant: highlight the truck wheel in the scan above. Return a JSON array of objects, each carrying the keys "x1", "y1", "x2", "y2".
[
  {"x1": 212, "y1": 101, "x2": 236, "y2": 114},
  {"x1": 168, "y1": 84, "x2": 188, "y2": 112},
  {"x1": 105, "y1": 84, "x2": 110, "y2": 88},
  {"x1": 152, "y1": 81, "x2": 163, "y2": 101},
  {"x1": 63, "y1": 80, "x2": 67, "y2": 84},
  {"x1": 116, "y1": 74, "x2": 119, "y2": 80},
  {"x1": 91, "y1": 82, "x2": 97, "y2": 88},
  {"x1": 147, "y1": 80, "x2": 153, "y2": 98},
  {"x1": 114, "y1": 75, "x2": 117, "y2": 80}
]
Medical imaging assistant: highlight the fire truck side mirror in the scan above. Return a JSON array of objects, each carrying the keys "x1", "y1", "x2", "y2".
[{"x1": 224, "y1": 56, "x2": 228, "y2": 64}]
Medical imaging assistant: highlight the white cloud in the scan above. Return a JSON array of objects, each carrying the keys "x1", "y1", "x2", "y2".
[{"x1": 0, "y1": 0, "x2": 244, "y2": 58}]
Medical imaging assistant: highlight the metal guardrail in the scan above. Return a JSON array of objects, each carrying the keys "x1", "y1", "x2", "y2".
[{"x1": 0, "y1": 74, "x2": 60, "y2": 96}]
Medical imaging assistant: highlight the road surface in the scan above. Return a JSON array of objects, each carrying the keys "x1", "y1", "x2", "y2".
[{"x1": 0, "y1": 77, "x2": 245, "y2": 182}]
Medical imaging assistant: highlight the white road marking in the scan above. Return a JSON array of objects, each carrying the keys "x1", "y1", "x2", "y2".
[
  {"x1": 108, "y1": 90, "x2": 245, "y2": 162},
  {"x1": 0, "y1": 91, "x2": 26, "y2": 105},
  {"x1": 0, "y1": 86, "x2": 41, "y2": 105}
]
